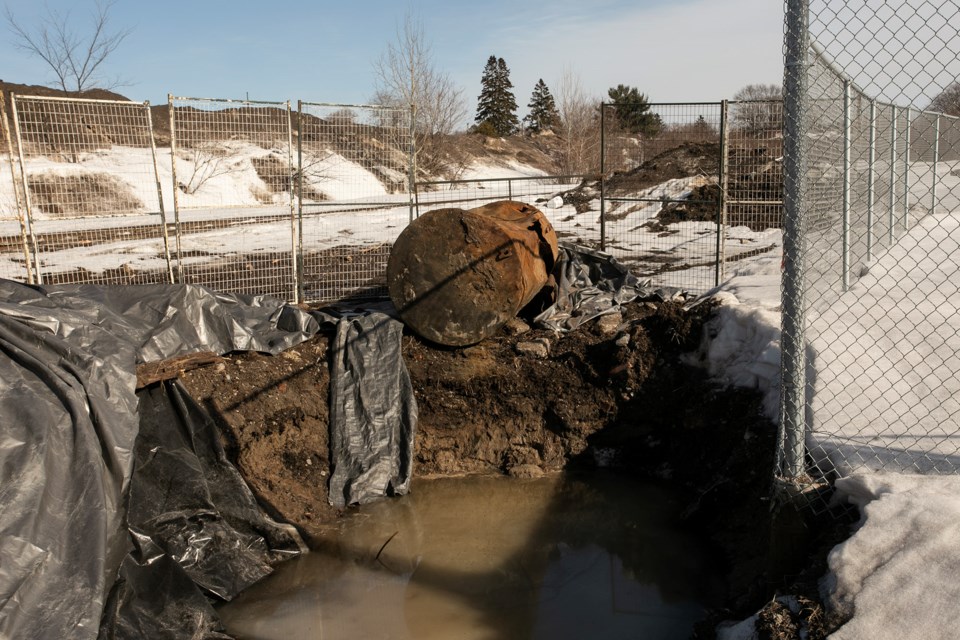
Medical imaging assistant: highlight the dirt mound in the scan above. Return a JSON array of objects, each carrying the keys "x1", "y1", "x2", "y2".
[
  {"x1": 607, "y1": 142, "x2": 722, "y2": 196},
  {"x1": 27, "y1": 172, "x2": 144, "y2": 216}
]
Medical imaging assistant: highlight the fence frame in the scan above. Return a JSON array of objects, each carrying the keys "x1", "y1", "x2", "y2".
[
  {"x1": 9, "y1": 94, "x2": 174, "y2": 286},
  {"x1": 0, "y1": 93, "x2": 33, "y2": 284}
]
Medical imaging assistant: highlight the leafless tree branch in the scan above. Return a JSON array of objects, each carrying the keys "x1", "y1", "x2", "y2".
[{"x1": 4, "y1": 0, "x2": 131, "y2": 92}]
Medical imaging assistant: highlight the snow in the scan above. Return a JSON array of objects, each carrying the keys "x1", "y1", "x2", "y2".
[
  {"x1": 701, "y1": 161, "x2": 960, "y2": 638},
  {"x1": 2, "y1": 142, "x2": 958, "y2": 639}
]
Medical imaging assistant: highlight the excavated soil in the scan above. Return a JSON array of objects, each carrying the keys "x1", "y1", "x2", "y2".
[{"x1": 177, "y1": 297, "x2": 850, "y2": 638}]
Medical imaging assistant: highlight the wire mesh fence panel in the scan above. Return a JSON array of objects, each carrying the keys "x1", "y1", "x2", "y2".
[
  {"x1": 415, "y1": 174, "x2": 586, "y2": 246},
  {"x1": 296, "y1": 102, "x2": 413, "y2": 304},
  {"x1": 10, "y1": 95, "x2": 172, "y2": 286},
  {"x1": 0, "y1": 94, "x2": 32, "y2": 283},
  {"x1": 725, "y1": 99, "x2": 784, "y2": 240},
  {"x1": 781, "y1": 0, "x2": 960, "y2": 505},
  {"x1": 168, "y1": 96, "x2": 296, "y2": 300},
  {"x1": 602, "y1": 102, "x2": 723, "y2": 293}
]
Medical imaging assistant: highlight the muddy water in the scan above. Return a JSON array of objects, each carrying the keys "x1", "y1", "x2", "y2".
[{"x1": 219, "y1": 472, "x2": 725, "y2": 640}]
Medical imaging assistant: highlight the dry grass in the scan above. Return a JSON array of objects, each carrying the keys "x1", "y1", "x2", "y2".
[{"x1": 27, "y1": 172, "x2": 143, "y2": 217}]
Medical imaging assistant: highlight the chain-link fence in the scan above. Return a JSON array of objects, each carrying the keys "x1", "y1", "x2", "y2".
[
  {"x1": 781, "y1": 0, "x2": 960, "y2": 501},
  {"x1": 168, "y1": 96, "x2": 297, "y2": 300},
  {"x1": 7, "y1": 95, "x2": 173, "y2": 286},
  {"x1": 296, "y1": 101, "x2": 413, "y2": 304}
]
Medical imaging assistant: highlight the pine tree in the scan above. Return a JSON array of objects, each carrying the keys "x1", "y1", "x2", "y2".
[
  {"x1": 475, "y1": 55, "x2": 519, "y2": 136},
  {"x1": 523, "y1": 79, "x2": 560, "y2": 134},
  {"x1": 607, "y1": 84, "x2": 661, "y2": 137}
]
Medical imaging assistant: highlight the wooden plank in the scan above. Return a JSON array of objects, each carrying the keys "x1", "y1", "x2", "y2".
[{"x1": 136, "y1": 351, "x2": 222, "y2": 389}]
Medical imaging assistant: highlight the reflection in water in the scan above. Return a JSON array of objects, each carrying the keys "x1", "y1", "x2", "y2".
[{"x1": 219, "y1": 472, "x2": 725, "y2": 640}]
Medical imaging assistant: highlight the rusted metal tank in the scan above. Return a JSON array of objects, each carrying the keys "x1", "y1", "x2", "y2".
[{"x1": 387, "y1": 200, "x2": 559, "y2": 346}]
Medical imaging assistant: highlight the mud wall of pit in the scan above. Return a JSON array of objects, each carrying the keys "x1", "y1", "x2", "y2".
[{"x1": 179, "y1": 298, "x2": 785, "y2": 611}]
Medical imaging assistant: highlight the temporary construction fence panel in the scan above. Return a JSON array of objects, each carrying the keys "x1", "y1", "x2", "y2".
[
  {"x1": 600, "y1": 101, "x2": 785, "y2": 295},
  {"x1": 8, "y1": 95, "x2": 172, "y2": 286},
  {"x1": 0, "y1": 94, "x2": 31, "y2": 283},
  {"x1": 724, "y1": 99, "x2": 784, "y2": 271},
  {"x1": 296, "y1": 101, "x2": 413, "y2": 304},
  {"x1": 781, "y1": 0, "x2": 960, "y2": 505},
  {"x1": 168, "y1": 96, "x2": 297, "y2": 301},
  {"x1": 414, "y1": 174, "x2": 585, "y2": 245},
  {"x1": 601, "y1": 102, "x2": 724, "y2": 293}
]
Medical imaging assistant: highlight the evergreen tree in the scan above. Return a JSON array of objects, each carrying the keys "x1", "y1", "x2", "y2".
[
  {"x1": 523, "y1": 78, "x2": 560, "y2": 134},
  {"x1": 607, "y1": 84, "x2": 661, "y2": 137},
  {"x1": 475, "y1": 55, "x2": 519, "y2": 136}
]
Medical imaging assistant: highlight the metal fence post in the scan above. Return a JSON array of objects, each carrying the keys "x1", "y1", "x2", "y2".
[
  {"x1": 888, "y1": 104, "x2": 897, "y2": 244},
  {"x1": 717, "y1": 99, "x2": 729, "y2": 287},
  {"x1": 0, "y1": 93, "x2": 33, "y2": 284},
  {"x1": 780, "y1": 0, "x2": 810, "y2": 479},
  {"x1": 9, "y1": 96, "x2": 43, "y2": 285},
  {"x1": 296, "y1": 100, "x2": 305, "y2": 303},
  {"x1": 408, "y1": 104, "x2": 417, "y2": 223},
  {"x1": 902, "y1": 106, "x2": 911, "y2": 230},
  {"x1": 167, "y1": 94, "x2": 184, "y2": 283},
  {"x1": 842, "y1": 80, "x2": 851, "y2": 291},
  {"x1": 144, "y1": 101, "x2": 174, "y2": 284},
  {"x1": 866, "y1": 99, "x2": 876, "y2": 262},
  {"x1": 284, "y1": 100, "x2": 299, "y2": 303},
  {"x1": 599, "y1": 102, "x2": 607, "y2": 252},
  {"x1": 931, "y1": 114, "x2": 940, "y2": 214}
]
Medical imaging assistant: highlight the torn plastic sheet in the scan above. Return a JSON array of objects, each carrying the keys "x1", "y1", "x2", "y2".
[
  {"x1": 0, "y1": 280, "x2": 320, "y2": 640},
  {"x1": 98, "y1": 380, "x2": 305, "y2": 640},
  {"x1": 328, "y1": 312, "x2": 418, "y2": 507},
  {"x1": 534, "y1": 242, "x2": 687, "y2": 332}
]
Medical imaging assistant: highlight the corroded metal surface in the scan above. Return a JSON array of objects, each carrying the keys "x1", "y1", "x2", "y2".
[{"x1": 387, "y1": 201, "x2": 558, "y2": 346}]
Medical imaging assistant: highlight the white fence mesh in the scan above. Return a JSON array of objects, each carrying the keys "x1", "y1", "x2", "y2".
[
  {"x1": 296, "y1": 102, "x2": 413, "y2": 304},
  {"x1": 168, "y1": 96, "x2": 297, "y2": 300},
  {"x1": 781, "y1": 0, "x2": 960, "y2": 502},
  {"x1": 601, "y1": 101, "x2": 785, "y2": 294},
  {"x1": 8, "y1": 95, "x2": 172, "y2": 286}
]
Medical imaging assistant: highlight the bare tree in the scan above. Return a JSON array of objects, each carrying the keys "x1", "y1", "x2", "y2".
[
  {"x1": 928, "y1": 82, "x2": 960, "y2": 116},
  {"x1": 555, "y1": 67, "x2": 599, "y2": 175},
  {"x1": 4, "y1": 0, "x2": 131, "y2": 92},
  {"x1": 731, "y1": 84, "x2": 783, "y2": 134},
  {"x1": 371, "y1": 11, "x2": 467, "y2": 177}
]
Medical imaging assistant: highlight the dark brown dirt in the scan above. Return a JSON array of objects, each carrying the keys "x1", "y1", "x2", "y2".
[{"x1": 176, "y1": 296, "x2": 847, "y2": 639}]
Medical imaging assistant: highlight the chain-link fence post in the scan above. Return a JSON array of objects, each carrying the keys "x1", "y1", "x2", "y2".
[{"x1": 779, "y1": 0, "x2": 810, "y2": 479}]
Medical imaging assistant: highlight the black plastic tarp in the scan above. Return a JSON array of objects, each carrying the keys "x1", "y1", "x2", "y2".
[
  {"x1": 0, "y1": 280, "x2": 321, "y2": 640},
  {"x1": 534, "y1": 242, "x2": 685, "y2": 330},
  {"x1": 328, "y1": 312, "x2": 417, "y2": 507},
  {"x1": 98, "y1": 380, "x2": 305, "y2": 640}
]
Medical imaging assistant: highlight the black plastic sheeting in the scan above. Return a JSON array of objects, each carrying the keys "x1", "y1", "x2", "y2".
[
  {"x1": 0, "y1": 280, "x2": 321, "y2": 640},
  {"x1": 97, "y1": 380, "x2": 306, "y2": 640},
  {"x1": 534, "y1": 242, "x2": 685, "y2": 331},
  {"x1": 328, "y1": 313, "x2": 417, "y2": 507}
]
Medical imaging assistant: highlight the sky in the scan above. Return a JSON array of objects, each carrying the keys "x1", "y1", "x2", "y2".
[{"x1": 0, "y1": 0, "x2": 785, "y2": 120}]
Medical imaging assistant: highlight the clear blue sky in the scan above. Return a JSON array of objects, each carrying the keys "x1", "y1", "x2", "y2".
[{"x1": 1, "y1": 0, "x2": 785, "y2": 119}]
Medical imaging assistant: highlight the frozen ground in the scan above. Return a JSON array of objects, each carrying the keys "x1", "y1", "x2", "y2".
[{"x1": 2, "y1": 143, "x2": 959, "y2": 638}]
